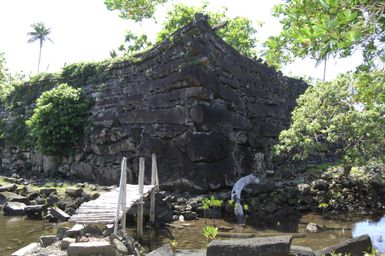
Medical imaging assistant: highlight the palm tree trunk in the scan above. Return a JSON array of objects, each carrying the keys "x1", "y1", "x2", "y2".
[
  {"x1": 322, "y1": 57, "x2": 327, "y2": 82},
  {"x1": 38, "y1": 39, "x2": 42, "y2": 74}
]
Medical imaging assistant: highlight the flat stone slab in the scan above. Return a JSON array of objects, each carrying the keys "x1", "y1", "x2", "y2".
[
  {"x1": 175, "y1": 249, "x2": 206, "y2": 256},
  {"x1": 11, "y1": 242, "x2": 40, "y2": 256},
  {"x1": 0, "y1": 191, "x2": 29, "y2": 205},
  {"x1": 3, "y1": 202, "x2": 26, "y2": 215},
  {"x1": 40, "y1": 235, "x2": 57, "y2": 247},
  {"x1": 207, "y1": 235, "x2": 293, "y2": 256},
  {"x1": 61, "y1": 237, "x2": 76, "y2": 249},
  {"x1": 315, "y1": 235, "x2": 372, "y2": 256},
  {"x1": 67, "y1": 241, "x2": 115, "y2": 256},
  {"x1": 66, "y1": 224, "x2": 86, "y2": 237},
  {"x1": 48, "y1": 206, "x2": 70, "y2": 221},
  {"x1": 290, "y1": 245, "x2": 315, "y2": 256},
  {"x1": 0, "y1": 183, "x2": 17, "y2": 192},
  {"x1": 147, "y1": 244, "x2": 173, "y2": 256}
]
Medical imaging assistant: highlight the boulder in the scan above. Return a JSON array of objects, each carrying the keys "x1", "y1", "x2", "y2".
[
  {"x1": 290, "y1": 245, "x2": 315, "y2": 256},
  {"x1": 11, "y1": 242, "x2": 40, "y2": 256},
  {"x1": 84, "y1": 225, "x2": 103, "y2": 236},
  {"x1": 306, "y1": 222, "x2": 325, "y2": 233},
  {"x1": 0, "y1": 191, "x2": 30, "y2": 205},
  {"x1": 147, "y1": 244, "x2": 173, "y2": 256},
  {"x1": 0, "y1": 183, "x2": 17, "y2": 192},
  {"x1": 40, "y1": 235, "x2": 57, "y2": 247},
  {"x1": 315, "y1": 235, "x2": 372, "y2": 256},
  {"x1": 207, "y1": 235, "x2": 293, "y2": 256},
  {"x1": 65, "y1": 187, "x2": 84, "y2": 197},
  {"x1": 57, "y1": 227, "x2": 70, "y2": 239},
  {"x1": 3, "y1": 202, "x2": 26, "y2": 215},
  {"x1": 111, "y1": 237, "x2": 129, "y2": 255},
  {"x1": 297, "y1": 184, "x2": 311, "y2": 195},
  {"x1": 311, "y1": 180, "x2": 329, "y2": 191},
  {"x1": 182, "y1": 211, "x2": 198, "y2": 220},
  {"x1": 25, "y1": 204, "x2": 47, "y2": 219},
  {"x1": 61, "y1": 237, "x2": 76, "y2": 249},
  {"x1": 66, "y1": 224, "x2": 86, "y2": 238},
  {"x1": 47, "y1": 206, "x2": 70, "y2": 222},
  {"x1": 39, "y1": 188, "x2": 57, "y2": 197},
  {"x1": 67, "y1": 241, "x2": 115, "y2": 256}
]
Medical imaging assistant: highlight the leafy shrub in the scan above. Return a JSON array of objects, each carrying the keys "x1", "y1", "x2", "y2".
[
  {"x1": 26, "y1": 83, "x2": 89, "y2": 156},
  {"x1": 275, "y1": 72, "x2": 385, "y2": 171}
]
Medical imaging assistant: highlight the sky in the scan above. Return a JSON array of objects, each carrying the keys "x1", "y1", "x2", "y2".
[{"x1": 0, "y1": 0, "x2": 362, "y2": 81}]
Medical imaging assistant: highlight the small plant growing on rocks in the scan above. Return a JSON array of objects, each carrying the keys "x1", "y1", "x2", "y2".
[
  {"x1": 363, "y1": 248, "x2": 379, "y2": 256},
  {"x1": 202, "y1": 225, "x2": 218, "y2": 242},
  {"x1": 169, "y1": 239, "x2": 178, "y2": 255},
  {"x1": 201, "y1": 195, "x2": 223, "y2": 226},
  {"x1": 318, "y1": 202, "x2": 329, "y2": 218}
]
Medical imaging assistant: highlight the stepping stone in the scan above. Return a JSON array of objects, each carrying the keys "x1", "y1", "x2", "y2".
[
  {"x1": 11, "y1": 242, "x2": 40, "y2": 256},
  {"x1": 67, "y1": 241, "x2": 114, "y2": 256}
]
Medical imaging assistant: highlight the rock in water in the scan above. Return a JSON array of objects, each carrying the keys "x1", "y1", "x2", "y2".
[
  {"x1": 207, "y1": 235, "x2": 293, "y2": 256},
  {"x1": 3, "y1": 202, "x2": 26, "y2": 216}
]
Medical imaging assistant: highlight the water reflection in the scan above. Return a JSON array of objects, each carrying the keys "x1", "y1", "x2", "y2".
[
  {"x1": 352, "y1": 215, "x2": 385, "y2": 252},
  {"x1": 2, "y1": 213, "x2": 384, "y2": 254}
]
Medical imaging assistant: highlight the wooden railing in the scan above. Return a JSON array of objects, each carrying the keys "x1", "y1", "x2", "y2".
[{"x1": 114, "y1": 153, "x2": 159, "y2": 237}]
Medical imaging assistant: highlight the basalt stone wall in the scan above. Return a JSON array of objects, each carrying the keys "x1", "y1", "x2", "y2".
[{"x1": 0, "y1": 15, "x2": 306, "y2": 192}]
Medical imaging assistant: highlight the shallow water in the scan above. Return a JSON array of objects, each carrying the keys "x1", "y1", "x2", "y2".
[
  {"x1": 353, "y1": 215, "x2": 385, "y2": 252},
  {"x1": 1, "y1": 213, "x2": 384, "y2": 255},
  {"x1": 0, "y1": 215, "x2": 71, "y2": 255},
  {"x1": 130, "y1": 213, "x2": 385, "y2": 253}
]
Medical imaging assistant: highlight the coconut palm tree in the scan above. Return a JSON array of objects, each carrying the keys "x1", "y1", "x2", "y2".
[{"x1": 27, "y1": 22, "x2": 53, "y2": 74}]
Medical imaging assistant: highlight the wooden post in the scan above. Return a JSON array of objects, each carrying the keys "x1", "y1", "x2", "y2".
[
  {"x1": 150, "y1": 153, "x2": 159, "y2": 225},
  {"x1": 137, "y1": 157, "x2": 145, "y2": 239},
  {"x1": 121, "y1": 158, "x2": 127, "y2": 233},
  {"x1": 114, "y1": 157, "x2": 127, "y2": 234}
]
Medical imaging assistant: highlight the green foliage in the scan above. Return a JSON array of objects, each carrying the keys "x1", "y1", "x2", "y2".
[
  {"x1": 110, "y1": 31, "x2": 152, "y2": 58},
  {"x1": 61, "y1": 61, "x2": 112, "y2": 87},
  {"x1": 202, "y1": 225, "x2": 218, "y2": 241},
  {"x1": 26, "y1": 83, "x2": 90, "y2": 156},
  {"x1": 0, "y1": 52, "x2": 8, "y2": 83},
  {"x1": 265, "y1": 0, "x2": 385, "y2": 69},
  {"x1": 104, "y1": 0, "x2": 167, "y2": 22},
  {"x1": 169, "y1": 239, "x2": 177, "y2": 250},
  {"x1": 202, "y1": 195, "x2": 223, "y2": 209},
  {"x1": 157, "y1": 3, "x2": 259, "y2": 57},
  {"x1": 275, "y1": 72, "x2": 385, "y2": 170},
  {"x1": 364, "y1": 248, "x2": 379, "y2": 256},
  {"x1": 0, "y1": 53, "x2": 13, "y2": 103},
  {"x1": 353, "y1": 70, "x2": 385, "y2": 111}
]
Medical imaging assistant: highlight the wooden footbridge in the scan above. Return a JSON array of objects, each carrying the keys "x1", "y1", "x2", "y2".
[{"x1": 69, "y1": 154, "x2": 159, "y2": 238}]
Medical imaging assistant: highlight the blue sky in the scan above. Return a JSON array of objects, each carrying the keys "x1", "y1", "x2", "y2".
[{"x1": 0, "y1": 0, "x2": 362, "y2": 81}]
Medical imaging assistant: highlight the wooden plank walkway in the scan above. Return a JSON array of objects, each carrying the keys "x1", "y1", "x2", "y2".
[{"x1": 69, "y1": 184, "x2": 155, "y2": 224}]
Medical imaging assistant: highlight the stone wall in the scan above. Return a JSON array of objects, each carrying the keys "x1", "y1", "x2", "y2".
[{"x1": 0, "y1": 15, "x2": 307, "y2": 192}]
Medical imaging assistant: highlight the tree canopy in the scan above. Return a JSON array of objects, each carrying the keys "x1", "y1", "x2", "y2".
[
  {"x1": 264, "y1": 0, "x2": 385, "y2": 70},
  {"x1": 157, "y1": 3, "x2": 259, "y2": 57},
  {"x1": 104, "y1": 0, "x2": 167, "y2": 22},
  {"x1": 275, "y1": 72, "x2": 385, "y2": 169},
  {"x1": 110, "y1": 3, "x2": 259, "y2": 58}
]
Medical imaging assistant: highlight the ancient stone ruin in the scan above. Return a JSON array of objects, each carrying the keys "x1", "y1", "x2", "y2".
[{"x1": 0, "y1": 14, "x2": 306, "y2": 191}]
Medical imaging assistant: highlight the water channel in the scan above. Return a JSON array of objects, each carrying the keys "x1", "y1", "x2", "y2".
[{"x1": 1, "y1": 213, "x2": 384, "y2": 255}]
